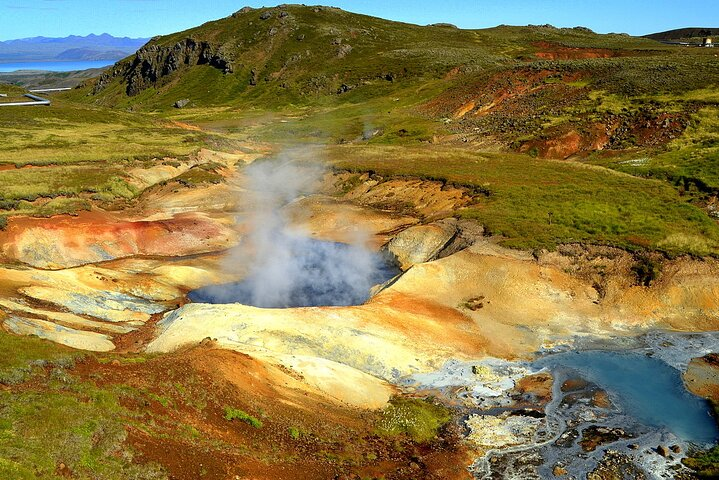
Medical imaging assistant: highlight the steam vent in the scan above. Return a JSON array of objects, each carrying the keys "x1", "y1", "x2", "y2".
[{"x1": 188, "y1": 238, "x2": 400, "y2": 307}]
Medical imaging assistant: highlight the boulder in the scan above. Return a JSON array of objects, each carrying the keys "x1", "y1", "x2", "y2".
[
  {"x1": 386, "y1": 219, "x2": 458, "y2": 270},
  {"x1": 552, "y1": 465, "x2": 568, "y2": 476},
  {"x1": 336, "y1": 44, "x2": 353, "y2": 58},
  {"x1": 232, "y1": 6, "x2": 254, "y2": 17},
  {"x1": 174, "y1": 98, "x2": 190, "y2": 108}
]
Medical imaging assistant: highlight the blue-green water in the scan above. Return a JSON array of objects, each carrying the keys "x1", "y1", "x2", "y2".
[
  {"x1": 536, "y1": 350, "x2": 719, "y2": 444},
  {"x1": 0, "y1": 60, "x2": 113, "y2": 72}
]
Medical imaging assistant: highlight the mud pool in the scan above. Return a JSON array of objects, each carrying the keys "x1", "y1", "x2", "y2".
[
  {"x1": 536, "y1": 350, "x2": 719, "y2": 445},
  {"x1": 188, "y1": 238, "x2": 401, "y2": 307},
  {"x1": 401, "y1": 332, "x2": 719, "y2": 478}
]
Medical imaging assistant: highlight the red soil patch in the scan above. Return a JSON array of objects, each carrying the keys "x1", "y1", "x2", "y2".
[
  {"x1": 0, "y1": 163, "x2": 59, "y2": 172},
  {"x1": 169, "y1": 120, "x2": 202, "y2": 132},
  {"x1": 72, "y1": 345, "x2": 473, "y2": 480},
  {"x1": 520, "y1": 123, "x2": 609, "y2": 159},
  {"x1": 532, "y1": 41, "x2": 627, "y2": 60},
  {"x1": 519, "y1": 110, "x2": 690, "y2": 159},
  {"x1": 423, "y1": 68, "x2": 588, "y2": 120},
  {"x1": 0, "y1": 210, "x2": 235, "y2": 267},
  {"x1": 511, "y1": 372, "x2": 554, "y2": 406}
]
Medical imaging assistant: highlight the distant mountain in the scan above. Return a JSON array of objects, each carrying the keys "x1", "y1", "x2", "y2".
[
  {"x1": 0, "y1": 33, "x2": 149, "y2": 63},
  {"x1": 645, "y1": 28, "x2": 718, "y2": 42}
]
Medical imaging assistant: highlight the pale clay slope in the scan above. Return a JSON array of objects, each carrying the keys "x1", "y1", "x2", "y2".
[
  {"x1": 0, "y1": 298, "x2": 135, "y2": 334},
  {"x1": 147, "y1": 234, "x2": 719, "y2": 389},
  {"x1": 3, "y1": 153, "x2": 719, "y2": 410},
  {"x1": 4, "y1": 315, "x2": 115, "y2": 352}
]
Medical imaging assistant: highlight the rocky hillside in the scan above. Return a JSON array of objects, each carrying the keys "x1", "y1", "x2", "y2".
[
  {"x1": 80, "y1": 4, "x2": 660, "y2": 109},
  {"x1": 70, "y1": 5, "x2": 719, "y2": 217}
]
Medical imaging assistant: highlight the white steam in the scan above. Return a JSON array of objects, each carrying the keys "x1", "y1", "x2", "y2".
[{"x1": 191, "y1": 158, "x2": 398, "y2": 308}]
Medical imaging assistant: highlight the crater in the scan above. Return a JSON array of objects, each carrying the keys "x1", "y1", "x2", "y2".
[{"x1": 188, "y1": 237, "x2": 401, "y2": 308}]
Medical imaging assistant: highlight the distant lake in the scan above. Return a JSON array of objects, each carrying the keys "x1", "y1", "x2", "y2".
[{"x1": 0, "y1": 60, "x2": 114, "y2": 73}]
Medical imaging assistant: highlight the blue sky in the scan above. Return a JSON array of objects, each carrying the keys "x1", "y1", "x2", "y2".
[{"x1": 0, "y1": 0, "x2": 716, "y2": 41}]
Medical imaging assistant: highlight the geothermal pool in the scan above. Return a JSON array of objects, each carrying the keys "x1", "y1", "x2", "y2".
[
  {"x1": 537, "y1": 350, "x2": 719, "y2": 445},
  {"x1": 188, "y1": 237, "x2": 401, "y2": 308}
]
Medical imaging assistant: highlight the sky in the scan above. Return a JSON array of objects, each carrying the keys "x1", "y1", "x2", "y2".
[{"x1": 0, "y1": 0, "x2": 716, "y2": 41}]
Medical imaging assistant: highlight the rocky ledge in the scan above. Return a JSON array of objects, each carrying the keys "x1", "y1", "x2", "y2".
[{"x1": 93, "y1": 38, "x2": 234, "y2": 96}]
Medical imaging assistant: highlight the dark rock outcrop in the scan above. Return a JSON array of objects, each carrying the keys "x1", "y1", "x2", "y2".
[{"x1": 94, "y1": 38, "x2": 235, "y2": 96}]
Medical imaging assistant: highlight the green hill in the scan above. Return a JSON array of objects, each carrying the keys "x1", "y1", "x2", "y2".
[
  {"x1": 75, "y1": 4, "x2": 664, "y2": 110},
  {"x1": 645, "y1": 28, "x2": 718, "y2": 42},
  {"x1": 10, "y1": 5, "x2": 719, "y2": 256}
]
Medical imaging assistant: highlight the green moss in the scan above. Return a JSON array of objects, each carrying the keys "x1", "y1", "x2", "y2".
[
  {"x1": 102, "y1": 176, "x2": 140, "y2": 200},
  {"x1": 0, "y1": 331, "x2": 81, "y2": 385},
  {"x1": 632, "y1": 255, "x2": 662, "y2": 286},
  {"x1": 375, "y1": 397, "x2": 451, "y2": 443},
  {"x1": 0, "y1": 335, "x2": 167, "y2": 480},
  {"x1": 175, "y1": 167, "x2": 223, "y2": 187},
  {"x1": 0, "y1": 389, "x2": 167, "y2": 479},
  {"x1": 147, "y1": 393, "x2": 172, "y2": 409},
  {"x1": 223, "y1": 406, "x2": 262, "y2": 429},
  {"x1": 36, "y1": 197, "x2": 91, "y2": 217},
  {"x1": 684, "y1": 445, "x2": 719, "y2": 478}
]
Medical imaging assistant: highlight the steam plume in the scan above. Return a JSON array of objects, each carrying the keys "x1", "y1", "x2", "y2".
[{"x1": 189, "y1": 157, "x2": 398, "y2": 308}]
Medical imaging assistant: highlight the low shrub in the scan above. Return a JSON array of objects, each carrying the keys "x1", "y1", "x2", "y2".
[{"x1": 223, "y1": 406, "x2": 262, "y2": 428}]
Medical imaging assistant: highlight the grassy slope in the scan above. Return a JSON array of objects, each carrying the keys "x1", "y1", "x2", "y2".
[
  {"x1": 0, "y1": 97, "x2": 218, "y2": 219},
  {"x1": 0, "y1": 98, "x2": 203, "y2": 166},
  {"x1": 328, "y1": 144, "x2": 719, "y2": 255},
  {"x1": 68, "y1": 6, "x2": 660, "y2": 111},
  {"x1": 11, "y1": 6, "x2": 719, "y2": 256}
]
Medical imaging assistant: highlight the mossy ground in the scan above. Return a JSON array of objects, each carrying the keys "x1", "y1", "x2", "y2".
[
  {"x1": 376, "y1": 397, "x2": 452, "y2": 443},
  {"x1": 326, "y1": 144, "x2": 719, "y2": 255},
  {"x1": 0, "y1": 332, "x2": 165, "y2": 479},
  {"x1": 0, "y1": 331, "x2": 467, "y2": 479}
]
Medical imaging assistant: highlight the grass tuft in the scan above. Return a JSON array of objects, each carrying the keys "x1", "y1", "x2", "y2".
[{"x1": 223, "y1": 406, "x2": 263, "y2": 429}]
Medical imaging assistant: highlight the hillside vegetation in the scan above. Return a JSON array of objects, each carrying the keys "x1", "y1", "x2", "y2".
[{"x1": 4, "y1": 4, "x2": 719, "y2": 256}]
